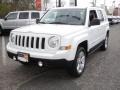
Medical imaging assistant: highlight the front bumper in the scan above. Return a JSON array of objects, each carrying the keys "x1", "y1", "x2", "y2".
[
  {"x1": 7, "y1": 43, "x2": 74, "y2": 61},
  {"x1": 7, "y1": 51, "x2": 74, "y2": 66}
]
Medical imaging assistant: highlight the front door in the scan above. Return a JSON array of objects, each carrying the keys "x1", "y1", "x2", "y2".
[
  {"x1": 2, "y1": 12, "x2": 18, "y2": 29},
  {"x1": 88, "y1": 10, "x2": 101, "y2": 49}
]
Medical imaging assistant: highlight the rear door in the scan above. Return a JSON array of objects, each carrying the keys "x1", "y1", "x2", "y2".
[
  {"x1": 2, "y1": 12, "x2": 18, "y2": 29},
  {"x1": 17, "y1": 12, "x2": 30, "y2": 28},
  {"x1": 96, "y1": 10, "x2": 107, "y2": 41}
]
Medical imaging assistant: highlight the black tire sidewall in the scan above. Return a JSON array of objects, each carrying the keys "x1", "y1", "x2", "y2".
[
  {"x1": 74, "y1": 47, "x2": 86, "y2": 74},
  {"x1": 68, "y1": 47, "x2": 86, "y2": 77},
  {"x1": 101, "y1": 35, "x2": 109, "y2": 50},
  {"x1": 0, "y1": 26, "x2": 2, "y2": 35},
  {"x1": 19, "y1": 61, "x2": 30, "y2": 65},
  {"x1": 105, "y1": 36, "x2": 109, "y2": 49}
]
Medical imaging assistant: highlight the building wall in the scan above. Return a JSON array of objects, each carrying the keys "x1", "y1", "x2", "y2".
[
  {"x1": 40, "y1": 0, "x2": 75, "y2": 10},
  {"x1": 113, "y1": 8, "x2": 120, "y2": 16}
]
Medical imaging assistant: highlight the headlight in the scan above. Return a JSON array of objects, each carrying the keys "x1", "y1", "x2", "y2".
[
  {"x1": 10, "y1": 33, "x2": 15, "y2": 43},
  {"x1": 48, "y1": 36, "x2": 60, "y2": 48}
]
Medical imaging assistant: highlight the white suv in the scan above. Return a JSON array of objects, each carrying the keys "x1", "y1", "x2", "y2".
[
  {"x1": 0, "y1": 10, "x2": 46, "y2": 35},
  {"x1": 7, "y1": 7, "x2": 110, "y2": 77}
]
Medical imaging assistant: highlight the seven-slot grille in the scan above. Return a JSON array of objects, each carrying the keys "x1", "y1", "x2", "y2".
[{"x1": 14, "y1": 35, "x2": 46, "y2": 49}]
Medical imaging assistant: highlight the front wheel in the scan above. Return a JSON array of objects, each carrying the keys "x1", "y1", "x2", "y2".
[
  {"x1": 18, "y1": 61, "x2": 31, "y2": 66},
  {"x1": 67, "y1": 47, "x2": 86, "y2": 77}
]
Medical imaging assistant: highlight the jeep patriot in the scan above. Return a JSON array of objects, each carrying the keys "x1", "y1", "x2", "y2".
[{"x1": 7, "y1": 7, "x2": 110, "y2": 77}]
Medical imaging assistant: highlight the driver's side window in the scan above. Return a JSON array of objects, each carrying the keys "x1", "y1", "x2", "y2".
[
  {"x1": 89, "y1": 10, "x2": 97, "y2": 23},
  {"x1": 5, "y1": 13, "x2": 18, "y2": 20}
]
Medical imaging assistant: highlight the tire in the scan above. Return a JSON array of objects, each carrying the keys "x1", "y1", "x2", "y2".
[
  {"x1": 19, "y1": 61, "x2": 30, "y2": 65},
  {"x1": 0, "y1": 26, "x2": 2, "y2": 36},
  {"x1": 100, "y1": 35, "x2": 109, "y2": 50},
  {"x1": 67, "y1": 47, "x2": 86, "y2": 77}
]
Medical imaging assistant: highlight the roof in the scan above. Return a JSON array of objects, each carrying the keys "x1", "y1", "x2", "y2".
[
  {"x1": 51, "y1": 6, "x2": 103, "y2": 10},
  {"x1": 9, "y1": 10, "x2": 45, "y2": 14}
]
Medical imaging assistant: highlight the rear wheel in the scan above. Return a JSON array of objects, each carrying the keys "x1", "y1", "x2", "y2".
[
  {"x1": 67, "y1": 47, "x2": 86, "y2": 77},
  {"x1": 100, "y1": 35, "x2": 109, "y2": 50},
  {"x1": 0, "y1": 26, "x2": 2, "y2": 36}
]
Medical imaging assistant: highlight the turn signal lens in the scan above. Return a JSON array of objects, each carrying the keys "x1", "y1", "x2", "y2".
[{"x1": 60, "y1": 45, "x2": 72, "y2": 50}]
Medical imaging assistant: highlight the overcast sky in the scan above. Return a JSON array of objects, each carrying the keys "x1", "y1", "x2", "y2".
[
  {"x1": 51, "y1": 0, "x2": 120, "y2": 7},
  {"x1": 77, "y1": 0, "x2": 120, "y2": 7},
  {"x1": 96, "y1": 0, "x2": 119, "y2": 6}
]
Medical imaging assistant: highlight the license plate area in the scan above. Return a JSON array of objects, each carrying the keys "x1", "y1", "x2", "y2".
[{"x1": 17, "y1": 52, "x2": 29, "y2": 62}]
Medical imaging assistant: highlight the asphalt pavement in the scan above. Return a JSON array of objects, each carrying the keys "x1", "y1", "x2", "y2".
[{"x1": 0, "y1": 24, "x2": 120, "y2": 90}]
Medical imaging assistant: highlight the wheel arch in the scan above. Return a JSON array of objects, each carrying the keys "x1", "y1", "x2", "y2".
[{"x1": 77, "y1": 40, "x2": 88, "y2": 56}]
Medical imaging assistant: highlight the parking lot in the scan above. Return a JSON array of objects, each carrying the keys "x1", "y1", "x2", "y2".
[{"x1": 0, "y1": 24, "x2": 120, "y2": 90}]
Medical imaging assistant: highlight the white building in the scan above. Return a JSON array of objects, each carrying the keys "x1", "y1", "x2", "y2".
[
  {"x1": 40, "y1": 0, "x2": 92, "y2": 10},
  {"x1": 108, "y1": 6, "x2": 114, "y2": 15},
  {"x1": 40, "y1": 0, "x2": 76, "y2": 10}
]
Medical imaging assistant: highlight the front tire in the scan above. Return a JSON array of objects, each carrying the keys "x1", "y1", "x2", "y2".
[
  {"x1": 18, "y1": 61, "x2": 30, "y2": 65},
  {"x1": 67, "y1": 47, "x2": 86, "y2": 77}
]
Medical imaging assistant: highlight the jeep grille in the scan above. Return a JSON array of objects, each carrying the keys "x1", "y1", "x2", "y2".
[{"x1": 14, "y1": 35, "x2": 46, "y2": 49}]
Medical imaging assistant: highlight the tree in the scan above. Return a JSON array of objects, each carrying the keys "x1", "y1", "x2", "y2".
[{"x1": 0, "y1": 0, "x2": 35, "y2": 18}]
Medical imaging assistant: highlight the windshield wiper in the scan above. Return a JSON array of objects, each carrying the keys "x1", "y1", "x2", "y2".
[{"x1": 48, "y1": 22, "x2": 67, "y2": 24}]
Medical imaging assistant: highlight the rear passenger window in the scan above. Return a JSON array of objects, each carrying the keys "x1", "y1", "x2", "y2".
[
  {"x1": 97, "y1": 10, "x2": 104, "y2": 21},
  {"x1": 19, "y1": 12, "x2": 29, "y2": 19},
  {"x1": 31, "y1": 12, "x2": 39, "y2": 19}
]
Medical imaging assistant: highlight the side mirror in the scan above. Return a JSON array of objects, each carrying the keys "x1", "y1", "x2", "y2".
[
  {"x1": 90, "y1": 18, "x2": 100, "y2": 26},
  {"x1": 36, "y1": 19, "x2": 40, "y2": 24}
]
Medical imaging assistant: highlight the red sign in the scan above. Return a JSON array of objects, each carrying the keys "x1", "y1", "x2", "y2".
[{"x1": 35, "y1": 0, "x2": 41, "y2": 10}]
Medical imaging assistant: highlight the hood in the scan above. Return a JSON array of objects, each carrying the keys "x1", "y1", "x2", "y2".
[{"x1": 13, "y1": 24, "x2": 85, "y2": 36}]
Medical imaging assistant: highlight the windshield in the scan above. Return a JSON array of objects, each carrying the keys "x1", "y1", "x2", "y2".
[{"x1": 39, "y1": 9, "x2": 86, "y2": 25}]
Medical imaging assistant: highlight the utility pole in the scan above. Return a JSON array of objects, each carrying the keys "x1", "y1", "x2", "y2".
[
  {"x1": 118, "y1": 4, "x2": 120, "y2": 16},
  {"x1": 112, "y1": 0, "x2": 115, "y2": 16},
  {"x1": 56, "y1": 0, "x2": 57, "y2": 7},
  {"x1": 104, "y1": 0, "x2": 106, "y2": 5},
  {"x1": 58, "y1": 0, "x2": 61, "y2": 7},
  {"x1": 104, "y1": 0, "x2": 106, "y2": 10},
  {"x1": 93, "y1": 0, "x2": 96, "y2": 6},
  {"x1": 94, "y1": 0, "x2": 96, "y2": 6},
  {"x1": 75, "y1": 0, "x2": 77, "y2": 6}
]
